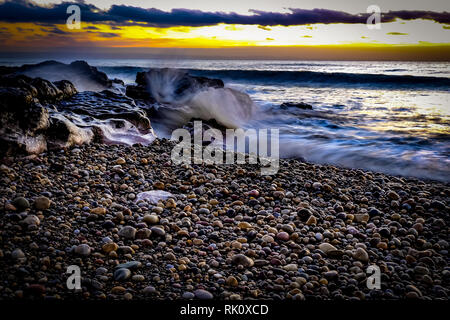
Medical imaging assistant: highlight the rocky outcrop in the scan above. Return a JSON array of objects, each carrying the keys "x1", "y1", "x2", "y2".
[
  {"x1": 13, "y1": 60, "x2": 115, "y2": 92},
  {"x1": 125, "y1": 69, "x2": 224, "y2": 103},
  {"x1": 280, "y1": 102, "x2": 313, "y2": 110},
  {"x1": 125, "y1": 84, "x2": 155, "y2": 102},
  {"x1": 56, "y1": 89, "x2": 153, "y2": 132},
  {"x1": 0, "y1": 74, "x2": 80, "y2": 156}
]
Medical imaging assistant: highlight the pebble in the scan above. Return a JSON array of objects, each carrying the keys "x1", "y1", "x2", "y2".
[
  {"x1": 102, "y1": 242, "x2": 118, "y2": 253},
  {"x1": 143, "y1": 286, "x2": 157, "y2": 294},
  {"x1": 114, "y1": 268, "x2": 131, "y2": 281},
  {"x1": 231, "y1": 254, "x2": 254, "y2": 267},
  {"x1": 12, "y1": 197, "x2": 29, "y2": 210},
  {"x1": 238, "y1": 222, "x2": 252, "y2": 230},
  {"x1": 306, "y1": 215, "x2": 317, "y2": 225},
  {"x1": 111, "y1": 286, "x2": 126, "y2": 294},
  {"x1": 143, "y1": 214, "x2": 159, "y2": 224},
  {"x1": 23, "y1": 215, "x2": 40, "y2": 226},
  {"x1": 353, "y1": 248, "x2": 369, "y2": 263},
  {"x1": 118, "y1": 226, "x2": 137, "y2": 239},
  {"x1": 34, "y1": 196, "x2": 51, "y2": 210},
  {"x1": 74, "y1": 244, "x2": 91, "y2": 256},
  {"x1": 132, "y1": 275, "x2": 145, "y2": 282},
  {"x1": 226, "y1": 276, "x2": 239, "y2": 287},
  {"x1": 11, "y1": 248, "x2": 25, "y2": 260},
  {"x1": 354, "y1": 214, "x2": 369, "y2": 223},
  {"x1": 90, "y1": 207, "x2": 107, "y2": 215},
  {"x1": 194, "y1": 289, "x2": 214, "y2": 300},
  {"x1": 116, "y1": 261, "x2": 141, "y2": 270},
  {"x1": 283, "y1": 264, "x2": 298, "y2": 272},
  {"x1": 182, "y1": 292, "x2": 195, "y2": 299},
  {"x1": 276, "y1": 232, "x2": 289, "y2": 241},
  {"x1": 150, "y1": 226, "x2": 165, "y2": 237},
  {"x1": 319, "y1": 243, "x2": 338, "y2": 254},
  {"x1": 387, "y1": 190, "x2": 400, "y2": 200}
]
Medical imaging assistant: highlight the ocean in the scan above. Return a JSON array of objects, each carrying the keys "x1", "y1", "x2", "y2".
[{"x1": 2, "y1": 58, "x2": 449, "y2": 181}]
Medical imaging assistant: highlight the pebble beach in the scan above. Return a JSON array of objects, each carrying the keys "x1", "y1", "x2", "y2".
[{"x1": 0, "y1": 140, "x2": 448, "y2": 300}]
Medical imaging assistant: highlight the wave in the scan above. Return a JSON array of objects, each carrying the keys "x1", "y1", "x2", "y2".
[
  {"x1": 188, "y1": 69, "x2": 450, "y2": 90},
  {"x1": 99, "y1": 66, "x2": 450, "y2": 90},
  {"x1": 145, "y1": 68, "x2": 255, "y2": 129}
]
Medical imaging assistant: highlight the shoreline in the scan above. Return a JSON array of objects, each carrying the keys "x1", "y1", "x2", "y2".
[{"x1": 0, "y1": 140, "x2": 448, "y2": 300}]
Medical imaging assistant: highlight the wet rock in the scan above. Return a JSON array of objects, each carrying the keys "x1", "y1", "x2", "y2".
[
  {"x1": 118, "y1": 226, "x2": 137, "y2": 239},
  {"x1": 280, "y1": 102, "x2": 313, "y2": 110},
  {"x1": 34, "y1": 196, "x2": 51, "y2": 210},
  {"x1": 150, "y1": 226, "x2": 165, "y2": 237},
  {"x1": 114, "y1": 268, "x2": 131, "y2": 281},
  {"x1": 353, "y1": 248, "x2": 369, "y2": 263},
  {"x1": 17, "y1": 60, "x2": 113, "y2": 91},
  {"x1": 193, "y1": 289, "x2": 214, "y2": 300},
  {"x1": 11, "y1": 248, "x2": 25, "y2": 261},
  {"x1": 231, "y1": 254, "x2": 254, "y2": 267},
  {"x1": 12, "y1": 197, "x2": 29, "y2": 210},
  {"x1": 74, "y1": 244, "x2": 91, "y2": 256}
]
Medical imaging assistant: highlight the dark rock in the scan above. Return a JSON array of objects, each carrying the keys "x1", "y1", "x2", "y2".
[
  {"x1": 16, "y1": 60, "x2": 113, "y2": 91},
  {"x1": 125, "y1": 85, "x2": 155, "y2": 102},
  {"x1": 113, "y1": 268, "x2": 131, "y2": 281},
  {"x1": 135, "y1": 69, "x2": 224, "y2": 100},
  {"x1": 53, "y1": 80, "x2": 77, "y2": 99},
  {"x1": 0, "y1": 73, "x2": 83, "y2": 156},
  {"x1": 56, "y1": 90, "x2": 152, "y2": 131},
  {"x1": 280, "y1": 102, "x2": 313, "y2": 110}
]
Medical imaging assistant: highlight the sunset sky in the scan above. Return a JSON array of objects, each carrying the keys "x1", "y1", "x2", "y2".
[{"x1": 0, "y1": 0, "x2": 449, "y2": 60}]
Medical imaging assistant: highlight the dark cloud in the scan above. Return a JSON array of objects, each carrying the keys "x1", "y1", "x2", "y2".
[
  {"x1": 0, "y1": 1, "x2": 448, "y2": 27},
  {"x1": 44, "y1": 26, "x2": 69, "y2": 34},
  {"x1": 97, "y1": 32, "x2": 120, "y2": 38}
]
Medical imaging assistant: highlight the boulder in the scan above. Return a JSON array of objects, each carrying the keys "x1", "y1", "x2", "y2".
[
  {"x1": 0, "y1": 74, "x2": 81, "y2": 156},
  {"x1": 16, "y1": 60, "x2": 113, "y2": 91},
  {"x1": 280, "y1": 102, "x2": 313, "y2": 110}
]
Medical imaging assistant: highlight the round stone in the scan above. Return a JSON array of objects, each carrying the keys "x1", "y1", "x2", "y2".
[
  {"x1": 102, "y1": 242, "x2": 118, "y2": 253},
  {"x1": 225, "y1": 276, "x2": 239, "y2": 287},
  {"x1": 353, "y1": 247, "x2": 369, "y2": 263},
  {"x1": 283, "y1": 263, "x2": 298, "y2": 272},
  {"x1": 11, "y1": 248, "x2": 25, "y2": 260},
  {"x1": 306, "y1": 215, "x2": 317, "y2": 225},
  {"x1": 261, "y1": 235, "x2": 274, "y2": 243},
  {"x1": 150, "y1": 226, "x2": 165, "y2": 237},
  {"x1": 182, "y1": 292, "x2": 195, "y2": 299},
  {"x1": 238, "y1": 222, "x2": 252, "y2": 230},
  {"x1": 143, "y1": 286, "x2": 157, "y2": 294},
  {"x1": 143, "y1": 214, "x2": 159, "y2": 224},
  {"x1": 116, "y1": 261, "x2": 142, "y2": 270},
  {"x1": 114, "y1": 268, "x2": 131, "y2": 281},
  {"x1": 34, "y1": 196, "x2": 51, "y2": 210},
  {"x1": 276, "y1": 232, "x2": 289, "y2": 241},
  {"x1": 118, "y1": 226, "x2": 137, "y2": 239},
  {"x1": 23, "y1": 215, "x2": 40, "y2": 226},
  {"x1": 12, "y1": 197, "x2": 29, "y2": 210},
  {"x1": 132, "y1": 275, "x2": 145, "y2": 282},
  {"x1": 231, "y1": 254, "x2": 254, "y2": 267},
  {"x1": 74, "y1": 244, "x2": 91, "y2": 256},
  {"x1": 90, "y1": 207, "x2": 107, "y2": 215},
  {"x1": 194, "y1": 289, "x2": 213, "y2": 300}
]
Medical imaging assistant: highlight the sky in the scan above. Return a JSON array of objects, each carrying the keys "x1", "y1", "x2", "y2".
[{"x1": 0, "y1": 0, "x2": 449, "y2": 60}]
